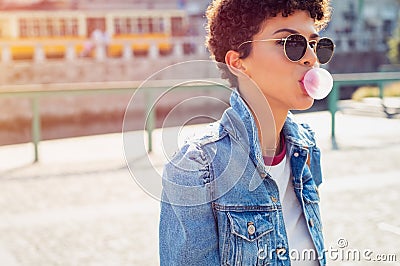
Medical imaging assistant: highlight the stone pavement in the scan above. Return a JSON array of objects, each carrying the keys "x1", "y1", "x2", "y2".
[{"x1": 0, "y1": 111, "x2": 399, "y2": 266}]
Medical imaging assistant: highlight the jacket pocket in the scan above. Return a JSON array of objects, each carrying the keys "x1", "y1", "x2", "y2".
[
  {"x1": 215, "y1": 207, "x2": 275, "y2": 266},
  {"x1": 228, "y1": 212, "x2": 273, "y2": 242}
]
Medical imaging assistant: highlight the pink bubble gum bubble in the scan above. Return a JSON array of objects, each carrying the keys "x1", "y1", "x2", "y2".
[{"x1": 303, "y1": 68, "x2": 333, "y2": 100}]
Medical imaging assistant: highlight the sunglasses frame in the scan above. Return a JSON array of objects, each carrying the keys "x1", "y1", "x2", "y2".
[{"x1": 238, "y1": 34, "x2": 335, "y2": 64}]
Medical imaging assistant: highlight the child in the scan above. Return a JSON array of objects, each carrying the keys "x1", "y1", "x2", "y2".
[{"x1": 160, "y1": 0, "x2": 334, "y2": 265}]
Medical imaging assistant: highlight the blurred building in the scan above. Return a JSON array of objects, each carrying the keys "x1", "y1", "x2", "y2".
[
  {"x1": 327, "y1": 0, "x2": 399, "y2": 53},
  {"x1": 1, "y1": 0, "x2": 399, "y2": 73},
  {"x1": 0, "y1": 0, "x2": 209, "y2": 12},
  {"x1": 0, "y1": 0, "x2": 69, "y2": 9},
  {"x1": 70, "y1": 0, "x2": 209, "y2": 12},
  {"x1": 0, "y1": 0, "x2": 210, "y2": 37},
  {"x1": 323, "y1": 0, "x2": 400, "y2": 73},
  {"x1": 69, "y1": 0, "x2": 210, "y2": 36}
]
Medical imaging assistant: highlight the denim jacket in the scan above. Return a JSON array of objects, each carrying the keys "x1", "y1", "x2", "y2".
[{"x1": 159, "y1": 91, "x2": 325, "y2": 266}]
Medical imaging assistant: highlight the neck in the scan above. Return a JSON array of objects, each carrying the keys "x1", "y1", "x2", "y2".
[
  {"x1": 238, "y1": 95, "x2": 287, "y2": 157},
  {"x1": 255, "y1": 105, "x2": 287, "y2": 157},
  {"x1": 237, "y1": 77, "x2": 288, "y2": 157}
]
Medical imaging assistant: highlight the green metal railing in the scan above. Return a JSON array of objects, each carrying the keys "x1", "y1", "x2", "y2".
[
  {"x1": 329, "y1": 72, "x2": 400, "y2": 149},
  {"x1": 0, "y1": 82, "x2": 141, "y2": 162},
  {"x1": 0, "y1": 79, "x2": 228, "y2": 162},
  {"x1": 1, "y1": 72, "x2": 399, "y2": 162}
]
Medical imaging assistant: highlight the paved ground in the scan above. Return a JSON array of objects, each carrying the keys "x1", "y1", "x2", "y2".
[{"x1": 0, "y1": 111, "x2": 399, "y2": 266}]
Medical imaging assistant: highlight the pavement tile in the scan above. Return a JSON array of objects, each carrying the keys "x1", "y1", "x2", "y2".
[{"x1": 0, "y1": 111, "x2": 399, "y2": 265}]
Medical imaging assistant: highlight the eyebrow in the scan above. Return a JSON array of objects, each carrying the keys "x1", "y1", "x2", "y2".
[{"x1": 273, "y1": 28, "x2": 319, "y2": 38}]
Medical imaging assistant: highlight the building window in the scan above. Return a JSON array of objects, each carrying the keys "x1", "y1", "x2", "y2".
[
  {"x1": 171, "y1": 17, "x2": 183, "y2": 36},
  {"x1": 18, "y1": 17, "x2": 79, "y2": 37},
  {"x1": 151, "y1": 17, "x2": 164, "y2": 33}
]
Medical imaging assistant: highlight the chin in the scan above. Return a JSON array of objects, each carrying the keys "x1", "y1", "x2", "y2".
[{"x1": 294, "y1": 98, "x2": 315, "y2": 111}]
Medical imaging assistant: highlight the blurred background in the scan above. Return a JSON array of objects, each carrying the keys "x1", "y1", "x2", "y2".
[
  {"x1": 0, "y1": 1, "x2": 399, "y2": 265},
  {"x1": 0, "y1": 0, "x2": 399, "y2": 144}
]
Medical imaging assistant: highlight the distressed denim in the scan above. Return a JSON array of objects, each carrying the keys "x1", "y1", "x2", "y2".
[{"x1": 159, "y1": 90, "x2": 325, "y2": 265}]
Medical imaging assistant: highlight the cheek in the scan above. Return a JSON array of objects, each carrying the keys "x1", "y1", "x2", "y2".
[
  {"x1": 262, "y1": 50, "x2": 287, "y2": 74},
  {"x1": 247, "y1": 52, "x2": 281, "y2": 78},
  {"x1": 259, "y1": 61, "x2": 291, "y2": 88},
  {"x1": 244, "y1": 48, "x2": 292, "y2": 90}
]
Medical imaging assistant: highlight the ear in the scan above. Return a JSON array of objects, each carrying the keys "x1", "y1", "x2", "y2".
[{"x1": 225, "y1": 50, "x2": 249, "y2": 77}]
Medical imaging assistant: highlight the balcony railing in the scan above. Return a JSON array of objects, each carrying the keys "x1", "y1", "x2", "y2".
[{"x1": 0, "y1": 36, "x2": 208, "y2": 63}]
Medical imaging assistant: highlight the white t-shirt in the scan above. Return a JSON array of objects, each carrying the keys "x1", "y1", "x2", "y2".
[{"x1": 268, "y1": 155, "x2": 319, "y2": 265}]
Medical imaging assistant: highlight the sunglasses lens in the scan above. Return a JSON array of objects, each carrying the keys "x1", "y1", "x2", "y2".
[
  {"x1": 285, "y1": 35, "x2": 307, "y2": 61},
  {"x1": 316, "y1": 38, "x2": 334, "y2": 64}
]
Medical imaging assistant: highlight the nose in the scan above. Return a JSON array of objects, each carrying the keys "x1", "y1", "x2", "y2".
[{"x1": 300, "y1": 42, "x2": 318, "y2": 66}]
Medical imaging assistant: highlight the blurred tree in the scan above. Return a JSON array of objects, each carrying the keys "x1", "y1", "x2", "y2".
[{"x1": 388, "y1": 16, "x2": 400, "y2": 64}]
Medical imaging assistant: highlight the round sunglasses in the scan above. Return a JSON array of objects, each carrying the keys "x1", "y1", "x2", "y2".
[{"x1": 238, "y1": 34, "x2": 335, "y2": 64}]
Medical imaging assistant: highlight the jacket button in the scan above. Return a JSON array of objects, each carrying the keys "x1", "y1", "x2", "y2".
[
  {"x1": 309, "y1": 218, "x2": 314, "y2": 227},
  {"x1": 293, "y1": 152, "x2": 299, "y2": 157},
  {"x1": 247, "y1": 222, "x2": 256, "y2": 235},
  {"x1": 260, "y1": 172, "x2": 268, "y2": 178},
  {"x1": 270, "y1": 196, "x2": 278, "y2": 203}
]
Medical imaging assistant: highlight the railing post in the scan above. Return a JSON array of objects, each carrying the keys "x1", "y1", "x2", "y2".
[
  {"x1": 379, "y1": 81, "x2": 390, "y2": 118},
  {"x1": 378, "y1": 81, "x2": 384, "y2": 99},
  {"x1": 123, "y1": 42, "x2": 132, "y2": 60},
  {"x1": 66, "y1": 42, "x2": 76, "y2": 61},
  {"x1": 328, "y1": 83, "x2": 339, "y2": 150},
  {"x1": 1, "y1": 44, "x2": 11, "y2": 63},
  {"x1": 145, "y1": 89, "x2": 155, "y2": 153},
  {"x1": 197, "y1": 43, "x2": 207, "y2": 56},
  {"x1": 31, "y1": 96, "x2": 41, "y2": 162},
  {"x1": 34, "y1": 43, "x2": 45, "y2": 62},
  {"x1": 95, "y1": 44, "x2": 106, "y2": 61},
  {"x1": 173, "y1": 41, "x2": 184, "y2": 57},
  {"x1": 149, "y1": 43, "x2": 158, "y2": 59}
]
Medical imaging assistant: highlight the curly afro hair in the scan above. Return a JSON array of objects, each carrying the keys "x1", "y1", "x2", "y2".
[{"x1": 205, "y1": 0, "x2": 332, "y2": 87}]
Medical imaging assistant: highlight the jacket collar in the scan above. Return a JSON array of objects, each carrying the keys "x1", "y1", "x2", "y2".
[{"x1": 220, "y1": 91, "x2": 316, "y2": 175}]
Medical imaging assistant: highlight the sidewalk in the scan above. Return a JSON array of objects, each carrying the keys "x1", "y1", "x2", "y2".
[{"x1": 0, "y1": 111, "x2": 399, "y2": 265}]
